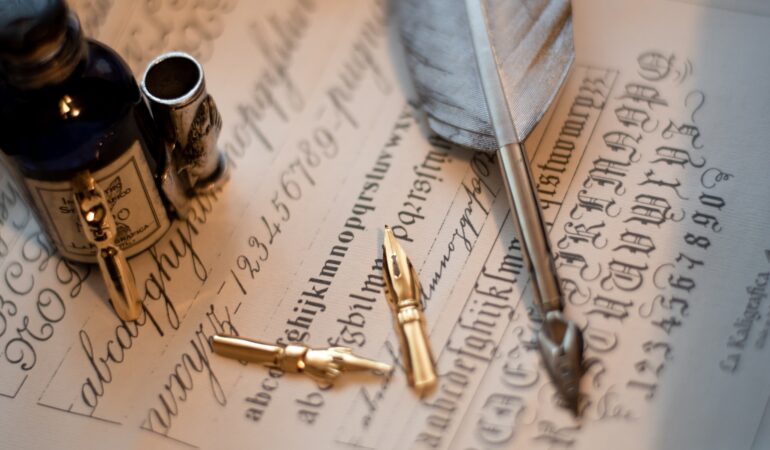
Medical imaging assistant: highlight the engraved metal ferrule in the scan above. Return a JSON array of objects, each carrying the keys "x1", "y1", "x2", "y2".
[{"x1": 141, "y1": 51, "x2": 228, "y2": 196}]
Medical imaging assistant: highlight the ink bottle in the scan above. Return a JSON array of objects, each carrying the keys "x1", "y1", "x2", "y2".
[{"x1": 0, "y1": 0, "x2": 172, "y2": 263}]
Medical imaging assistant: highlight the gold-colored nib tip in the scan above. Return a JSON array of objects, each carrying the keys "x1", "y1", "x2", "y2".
[{"x1": 382, "y1": 226, "x2": 438, "y2": 396}]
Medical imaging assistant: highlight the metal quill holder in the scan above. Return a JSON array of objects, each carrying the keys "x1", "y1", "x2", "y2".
[
  {"x1": 396, "y1": 0, "x2": 583, "y2": 412},
  {"x1": 141, "y1": 51, "x2": 229, "y2": 206}
]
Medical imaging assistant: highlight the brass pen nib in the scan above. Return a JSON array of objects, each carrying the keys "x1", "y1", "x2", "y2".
[
  {"x1": 72, "y1": 171, "x2": 142, "y2": 322},
  {"x1": 539, "y1": 311, "x2": 583, "y2": 414},
  {"x1": 382, "y1": 226, "x2": 438, "y2": 396},
  {"x1": 211, "y1": 335, "x2": 392, "y2": 383}
]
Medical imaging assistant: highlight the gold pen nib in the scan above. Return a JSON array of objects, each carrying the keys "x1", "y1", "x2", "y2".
[
  {"x1": 382, "y1": 226, "x2": 438, "y2": 396},
  {"x1": 211, "y1": 335, "x2": 392, "y2": 383},
  {"x1": 72, "y1": 171, "x2": 142, "y2": 321},
  {"x1": 383, "y1": 226, "x2": 419, "y2": 307}
]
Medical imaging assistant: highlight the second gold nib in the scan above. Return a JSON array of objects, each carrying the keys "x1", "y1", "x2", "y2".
[{"x1": 382, "y1": 226, "x2": 438, "y2": 396}]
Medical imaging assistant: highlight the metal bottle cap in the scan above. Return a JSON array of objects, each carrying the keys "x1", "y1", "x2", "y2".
[{"x1": 141, "y1": 51, "x2": 228, "y2": 195}]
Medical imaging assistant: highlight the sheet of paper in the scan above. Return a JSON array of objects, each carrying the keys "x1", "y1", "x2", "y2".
[{"x1": 2, "y1": 0, "x2": 770, "y2": 448}]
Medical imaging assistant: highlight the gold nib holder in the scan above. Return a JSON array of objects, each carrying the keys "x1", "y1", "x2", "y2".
[
  {"x1": 382, "y1": 226, "x2": 437, "y2": 396},
  {"x1": 211, "y1": 335, "x2": 392, "y2": 383},
  {"x1": 72, "y1": 172, "x2": 142, "y2": 321}
]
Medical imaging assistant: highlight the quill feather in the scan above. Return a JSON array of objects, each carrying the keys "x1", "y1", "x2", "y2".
[{"x1": 397, "y1": 0, "x2": 573, "y2": 153}]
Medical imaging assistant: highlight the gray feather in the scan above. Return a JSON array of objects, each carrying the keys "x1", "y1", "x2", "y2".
[{"x1": 396, "y1": 0, "x2": 574, "y2": 153}]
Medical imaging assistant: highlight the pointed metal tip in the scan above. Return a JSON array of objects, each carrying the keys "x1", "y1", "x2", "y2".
[
  {"x1": 564, "y1": 389, "x2": 580, "y2": 417},
  {"x1": 383, "y1": 226, "x2": 401, "y2": 266},
  {"x1": 538, "y1": 311, "x2": 584, "y2": 415},
  {"x1": 382, "y1": 225, "x2": 415, "y2": 298},
  {"x1": 384, "y1": 225, "x2": 396, "y2": 243},
  {"x1": 333, "y1": 348, "x2": 393, "y2": 375}
]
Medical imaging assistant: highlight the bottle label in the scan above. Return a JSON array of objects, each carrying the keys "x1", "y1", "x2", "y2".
[{"x1": 25, "y1": 141, "x2": 171, "y2": 262}]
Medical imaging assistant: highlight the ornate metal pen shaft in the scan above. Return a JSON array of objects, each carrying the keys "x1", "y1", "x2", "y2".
[{"x1": 211, "y1": 335, "x2": 392, "y2": 383}]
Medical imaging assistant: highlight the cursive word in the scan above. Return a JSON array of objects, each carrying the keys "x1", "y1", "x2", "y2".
[
  {"x1": 422, "y1": 152, "x2": 496, "y2": 303},
  {"x1": 224, "y1": 0, "x2": 316, "y2": 161},
  {"x1": 142, "y1": 303, "x2": 239, "y2": 435}
]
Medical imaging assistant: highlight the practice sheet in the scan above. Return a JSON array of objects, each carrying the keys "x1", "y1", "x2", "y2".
[{"x1": 2, "y1": 0, "x2": 770, "y2": 448}]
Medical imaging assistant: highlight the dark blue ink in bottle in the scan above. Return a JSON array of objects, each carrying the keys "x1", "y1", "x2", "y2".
[{"x1": 0, "y1": 0, "x2": 172, "y2": 263}]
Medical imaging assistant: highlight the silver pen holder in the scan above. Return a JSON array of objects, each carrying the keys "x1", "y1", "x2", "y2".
[{"x1": 141, "y1": 52, "x2": 228, "y2": 200}]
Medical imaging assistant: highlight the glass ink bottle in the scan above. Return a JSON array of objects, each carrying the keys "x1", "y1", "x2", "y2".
[{"x1": 0, "y1": 0, "x2": 173, "y2": 264}]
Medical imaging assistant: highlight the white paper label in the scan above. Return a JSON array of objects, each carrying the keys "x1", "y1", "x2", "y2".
[{"x1": 25, "y1": 141, "x2": 170, "y2": 262}]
